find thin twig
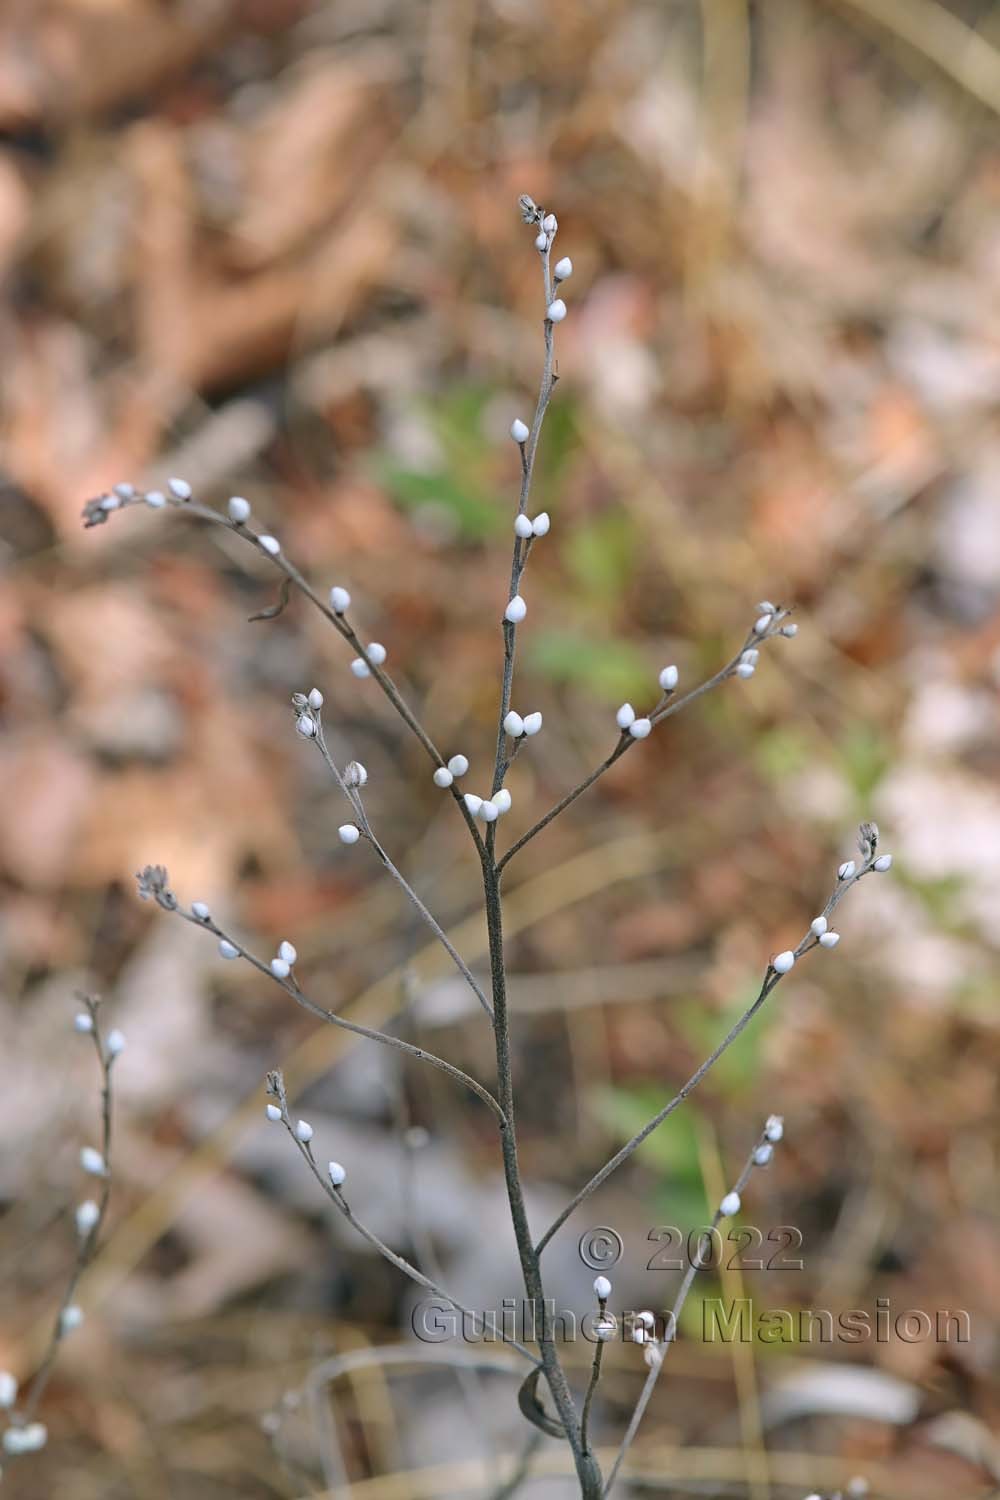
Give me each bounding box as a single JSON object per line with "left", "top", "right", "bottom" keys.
{"left": 580, "top": 1339, "right": 605, "bottom": 1458}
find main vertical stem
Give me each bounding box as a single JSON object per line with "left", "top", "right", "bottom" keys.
{"left": 482, "top": 857, "right": 603, "bottom": 1498}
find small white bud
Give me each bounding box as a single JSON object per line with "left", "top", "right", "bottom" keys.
{"left": 719, "top": 1191, "right": 741, "bottom": 1218}
{"left": 167, "top": 477, "right": 191, "bottom": 499}
{"left": 0, "top": 1372, "right": 17, "bottom": 1408}
{"left": 741, "top": 648, "right": 759, "bottom": 665}
{"left": 810, "top": 916, "right": 828, "bottom": 936}
{"left": 74, "top": 1012, "right": 94, "bottom": 1033}
{"left": 504, "top": 711, "right": 525, "bottom": 737}
{"left": 192, "top": 901, "right": 211, "bottom": 921}
{"left": 345, "top": 762, "right": 367, "bottom": 787}
{"left": 76, "top": 1200, "right": 100, "bottom": 1235}
{"left": 764, "top": 1114, "right": 784, "bottom": 1142}
{"left": 629, "top": 718, "right": 652, "bottom": 739}
{"left": 505, "top": 595, "right": 527, "bottom": 623}
{"left": 100, "top": 492, "right": 121, "bottom": 511}
{"left": 106, "top": 1029, "right": 126, "bottom": 1057}
{"left": 873, "top": 853, "right": 893, "bottom": 872}
{"left": 819, "top": 931, "right": 841, "bottom": 949}
{"left": 265, "top": 1103, "right": 282, "bottom": 1122}
{"left": 554, "top": 256, "right": 573, "bottom": 280}
{"left": 259, "top": 535, "right": 281, "bottom": 556}
{"left": 270, "top": 958, "right": 290, "bottom": 979}
{"left": 145, "top": 490, "right": 166, "bottom": 509}
{"left": 542, "top": 213, "right": 557, "bottom": 233}
{"left": 307, "top": 688, "right": 324, "bottom": 710}
{"left": 463, "top": 793, "right": 483, "bottom": 816}
{"left": 531, "top": 511, "right": 550, "bottom": 537}
{"left": 658, "top": 665, "right": 679, "bottom": 692}
{"left": 80, "top": 1146, "right": 105, "bottom": 1176}
{"left": 228, "top": 496, "right": 251, "bottom": 523}
{"left": 736, "top": 662, "right": 755, "bottom": 679}
{"left": 479, "top": 800, "right": 499, "bottom": 823}
{"left": 780, "top": 622, "right": 798, "bottom": 637}
{"left": 61, "top": 1305, "right": 84, "bottom": 1333}
{"left": 756, "top": 601, "right": 776, "bottom": 614}
{"left": 114, "top": 482, "right": 135, "bottom": 499}
{"left": 753, "top": 1143, "right": 773, "bottom": 1167}
{"left": 366, "top": 642, "right": 387, "bottom": 666}
{"left": 514, "top": 513, "right": 533, "bottom": 538}
{"left": 594, "top": 1313, "right": 617, "bottom": 1341}
{"left": 494, "top": 789, "right": 512, "bottom": 814}
{"left": 636, "top": 1310, "right": 655, "bottom": 1329}
{"left": 593, "top": 1275, "right": 612, "bottom": 1300}
{"left": 616, "top": 703, "right": 636, "bottom": 729}
{"left": 329, "top": 585, "right": 351, "bottom": 613}
{"left": 522, "top": 712, "right": 543, "bottom": 736}
{"left": 754, "top": 614, "right": 772, "bottom": 634}
{"left": 296, "top": 716, "right": 317, "bottom": 737}
{"left": 351, "top": 658, "right": 370, "bottom": 679}
{"left": 448, "top": 754, "right": 469, "bottom": 777}
{"left": 279, "top": 941, "right": 297, "bottom": 963}
{"left": 510, "top": 418, "right": 530, "bottom": 444}
{"left": 632, "top": 1325, "right": 648, "bottom": 1344}
{"left": 546, "top": 298, "right": 567, "bottom": 323}
{"left": 338, "top": 824, "right": 361, "bottom": 845}
{"left": 838, "top": 860, "right": 856, "bottom": 880}
{"left": 433, "top": 767, "right": 454, "bottom": 788}
{"left": 534, "top": 231, "right": 547, "bottom": 251}
{"left": 219, "top": 939, "right": 240, "bottom": 959}
{"left": 772, "top": 950, "right": 796, "bottom": 974}
{"left": 327, "top": 1161, "right": 346, "bottom": 1187}
{"left": 294, "top": 1119, "right": 313, "bottom": 1144}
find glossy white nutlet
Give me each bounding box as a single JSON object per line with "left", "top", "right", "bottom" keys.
{"left": 479, "top": 800, "right": 499, "bottom": 823}
{"left": 433, "top": 767, "right": 454, "bottom": 788}
{"left": 819, "top": 931, "right": 841, "bottom": 949}
{"left": 366, "top": 642, "right": 387, "bottom": 666}
{"left": 510, "top": 418, "right": 530, "bottom": 444}
{"left": 265, "top": 1104, "right": 282, "bottom": 1122}
{"left": 764, "top": 1114, "right": 784, "bottom": 1142}
{"left": 61, "top": 1305, "right": 84, "bottom": 1332}
{"left": 270, "top": 958, "right": 290, "bottom": 979}
{"left": 296, "top": 716, "right": 317, "bottom": 737}
{"left": 168, "top": 477, "right": 192, "bottom": 499}
{"left": 772, "top": 950, "right": 796, "bottom": 974}
{"left": 741, "top": 648, "right": 759, "bottom": 665}
{"left": 546, "top": 298, "right": 567, "bottom": 323}
{"left": 328, "top": 1161, "right": 346, "bottom": 1187}
{"left": 192, "top": 901, "right": 211, "bottom": 920}
{"left": 781, "top": 622, "right": 799, "bottom": 637}
{"left": 810, "top": 916, "right": 828, "bottom": 936}
{"left": 514, "top": 513, "right": 533, "bottom": 538}
{"left": 448, "top": 754, "right": 469, "bottom": 777}
{"left": 338, "top": 824, "right": 361, "bottom": 845}
{"left": 873, "top": 854, "right": 893, "bottom": 872}
{"left": 329, "top": 585, "right": 351, "bottom": 613}
{"left": 522, "top": 712, "right": 543, "bottom": 736}
{"left": 629, "top": 718, "right": 652, "bottom": 739}
{"left": 493, "top": 789, "right": 512, "bottom": 814}
{"left": 594, "top": 1314, "right": 617, "bottom": 1341}
{"left": 259, "top": 535, "right": 281, "bottom": 556}
{"left": 757, "top": 601, "right": 776, "bottom": 614}
{"left": 719, "top": 1191, "right": 742, "bottom": 1218}
{"left": 838, "top": 860, "right": 856, "bottom": 880}
{"left": 106, "top": 1029, "right": 126, "bottom": 1057}
{"left": 463, "top": 793, "right": 483, "bottom": 816}
{"left": 76, "top": 1200, "right": 100, "bottom": 1235}
{"left": 74, "top": 1012, "right": 94, "bottom": 1033}
{"left": 505, "top": 595, "right": 527, "bottom": 623}
{"left": 345, "top": 762, "right": 367, "bottom": 787}
{"left": 219, "top": 939, "right": 240, "bottom": 959}
{"left": 754, "top": 614, "right": 772, "bottom": 634}
{"left": 593, "top": 1275, "right": 612, "bottom": 1300}
{"left": 554, "top": 256, "right": 573, "bottom": 280}
{"left": 616, "top": 703, "right": 636, "bottom": 730}
{"left": 145, "top": 490, "right": 166, "bottom": 509}
{"left": 531, "top": 511, "right": 550, "bottom": 537}
{"left": 350, "top": 658, "right": 370, "bottom": 679}
{"left": 294, "top": 1120, "right": 314, "bottom": 1144}
{"left": 504, "top": 711, "right": 525, "bottom": 737}
{"left": 279, "top": 941, "right": 297, "bottom": 964}
{"left": 658, "top": 664, "right": 679, "bottom": 691}
{"left": 753, "top": 1143, "right": 773, "bottom": 1166}
{"left": 0, "top": 1372, "right": 17, "bottom": 1408}
{"left": 228, "top": 496, "right": 251, "bottom": 523}
{"left": 307, "top": 688, "right": 324, "bottom": 710}
{"left": 736, "top": 662, "right": 755, "bottom": 679}
{"left": 80, "top": 1146, "right": 105, "bottom": 1176}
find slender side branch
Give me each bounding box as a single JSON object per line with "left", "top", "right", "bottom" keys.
{"left": 266, "top": 1071, "right": 538, "bottom": 1366}
{"left": 535, "top": 848, "right": 882, "bottom": 1257}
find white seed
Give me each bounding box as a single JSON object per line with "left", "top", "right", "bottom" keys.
{"left": 266, "top": 1103, "right": 282, "bottom": 1122}
{"left": 629, "top": 718, "right": 652, "bottom": 739}
{"left": 294, "top": 1120, "right": 313, "bottom": 1144}
{"left": 719, "top": 1191, "right": 741, "bottom": 1218}
{"left": 80, "top": 1147, "right": 105, "bottom": 1176}
{"left": 433, "top": 767, "right": 454, "bottom": 788}
{"left": 510, "top": 418, "right": 530, "bottom": 444}
{"left": 636, "top": 1310, "right": 655, "bottom": 1329}
{"left": 167, "top": 477, "right": 192, "bottom": 499}
{"left": 329, "top": 585, "right": 351, "bottom": 613}
{"left": 0, "top": 1372, "right": 17, "bottom": 1408}
{"left": 514, "top": 513, "right": 533, "bottom": 538}
{"left": 448, "top": 754, "right": 469, "bottom": 777}
{"left": 534, "top": 231, "right": 547, "bottom": 251}
{"left": 632, "top": 1326, "right": 647, "bottom": 1344}
{"left": 366, "top": 642, "right": 387, "bottom": 665}
{"left": 219, "top": 939, "right": 240, "bottom": 959}
{"left": 494, "top": 789, "right": 512, "bottom": 814}
{"left": 192, "top": 901, "right": 211, "bottom": 921}
{"left": 145, "top": 490, "right": 166, "bottom": 508}
{"left": 106, "top": 1029, "right": 126, "bottom": 1056}
{"left": 531, "top": 511, "right": 550, "bottom": 537}
{"left": 296, "top": 716, "right": 317, "bottom": 737}
{"left": 753, "top": 1143, "right": 773, "bottom": 1166}
{"left": 307, "top": 688, "right": 324, "bottom": 710}
{"left": 764, "top": 1114, "right": 784, "bottom": 1142}
{"left": 594, "top": 1314, "right": 617, "bottom": 1341}
{"left": 781, "top": 622, "right": 798, "bottom": 637}
{"left": 542, "top": 213, "right": 557, "bottom": 233}
{"left": 616, "top": 702, "right": 636, "bottom": 729}
{"left": 76, "top": 1200, "right": 100, "bottom": 1235}
{"left": 810, "top": 916, "right": 828, "bottom": 936}
{"left": 505, "top": 595, "right": 527, "bottom": 623}
{"left": 338, "top": 824, "right": 361, "bottom": 845}
{"left": 345, "top": 761, "right": 367, "bottom": 787}
{"left": 658, "top": 664, "right": 679, "bottom": 691}
{"left": 754, "top": 614, "right": 772, "bottom": 634}
{"left": 554, "top": 256, "right": 573, "bottom": 280}
{"left": 546, "top": 298, "right": 567, "bottom": 323}
{"left": 593, "top": 1275, "right": 612, "bottom": 1300}
{"left": 838, "top": 860, "right": 856, "bottom": 880}
{"left": 522, "top": 712, "right": 543, "bottom": 736}
{"left": 873, "top": 854, "right": 893, "bottom": 872}
{"left": 479, "top": 800, "right": 499, "bottom": 822}
{"left": 228, "top": 495, "right": 251, "bottom": 523}
{"left": 736, "top": 662, "right": 755, "bottom": 679}
{"left": 463, "top": 793, "right": 483, "bottom": 816}
{"left": 270, "top": 958, "right": 290, "bottom": 979}
{"left": 328, "top": 1161, "right": 346, "bottom": 1187}
{"left": 819, "top": 931, "right": 841, "bottom": 949}
{"left": 74, "top": 1012, "right": 94, "bottom": 1033}
{"left": 504, "top": 711, "right": 525, "bottom": 737}
{"left": 61, "top": 1305, "right": 84, "bottom": 1332}
{"left": 772, "top": 950, "right": 796, "bottom": 974}
{"left": 100, "top": 493, "right": 120, "bottom": 511}
{"left": 351, "top": 658, "right": 370, "bottom": 678}
{"left": 114, "top": 482, "right": 135, "bottom": 500}
{"left": 741, "top": 648, "right": 759, "bottom": 665}
{"left": 259, "top": 535, "right": 281, "bottom": 556}
{"left": 757, "top": 601, "right": 776, "bottom": 614}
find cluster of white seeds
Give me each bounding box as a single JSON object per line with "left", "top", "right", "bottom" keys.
{"left": 463, "top": 790, "right": 513, "bottom": 823}
{"left": 351, "top": 642, "right": 386, "bottom": 679}
{"left": 513, "top": 510, "right": 550, "bottom": 538}
{"left": 615, "top": 703, "right": 652, "bottom": 739}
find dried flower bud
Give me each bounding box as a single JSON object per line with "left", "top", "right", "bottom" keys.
{"left": 505, "top": 595, "right": 527, "bottom": 623}
{"left": 546, "top": 299, "right": 567, "bottom": 323}
{"left": 433, "top": 767, "right": 454, "bottom": 788}
{"left": 228, "top": 496, "right": 251, "bottom": 523}
{"left": 277, "top": 943, "right": 294, "bottom": 965}
{"left": 511, "top": 418, "right": 530, "bottom": 444}
{"left": 504, "top": 711, "right": 525, "bottom": 737}
{"left": 329, "top": 585, "right": 351, "bottom": 613}
{"left": 522, "top": 712, "right": 543, "bottom": 736}
{"left": 327, "top": 1161, "right": 346, "bottom": 1187}
{"left": 259, "top": 535, "right": 281, "bottom": 556}
{"left": 554, "top": 256, "right": 573, "bottom": 280}
{"left": 616, "top": 703, "right": 636, "bottom": 729}
{"left": 296, "top": 716, "right": 317, "bottom": 737}
{"left": 448, "top": 754, "right": 469, "bottom": 777}
{"left": 629, "top": 718, "right": 652, "bottom": 739}
{"left": 338, "top": 824, "right": 361, "bottom": 845}
{"left": 345, "top": 761, "right": 368, "bottom": 787}
{"left": 719, "top": 1191, "right": 741, "bottom": 1217}
{"left": 294, "top": 1120, "right": 313, "bottom": 1144}
{"left": 519, "top": 194, "right": 540, "bottom": 224}
{"left": 772, "top": 950, "right": 796, "bottom": 974}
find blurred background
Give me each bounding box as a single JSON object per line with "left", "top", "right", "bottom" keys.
{"left": 2, "top": 1, "right": 999, "bottom": 1496}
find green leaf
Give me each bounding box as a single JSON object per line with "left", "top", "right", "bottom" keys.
{"left": 565, "top": 512, "right": 637, "bottom": 603}
{"left": 528, "top": 629, "right": 650, "bottom": 701}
